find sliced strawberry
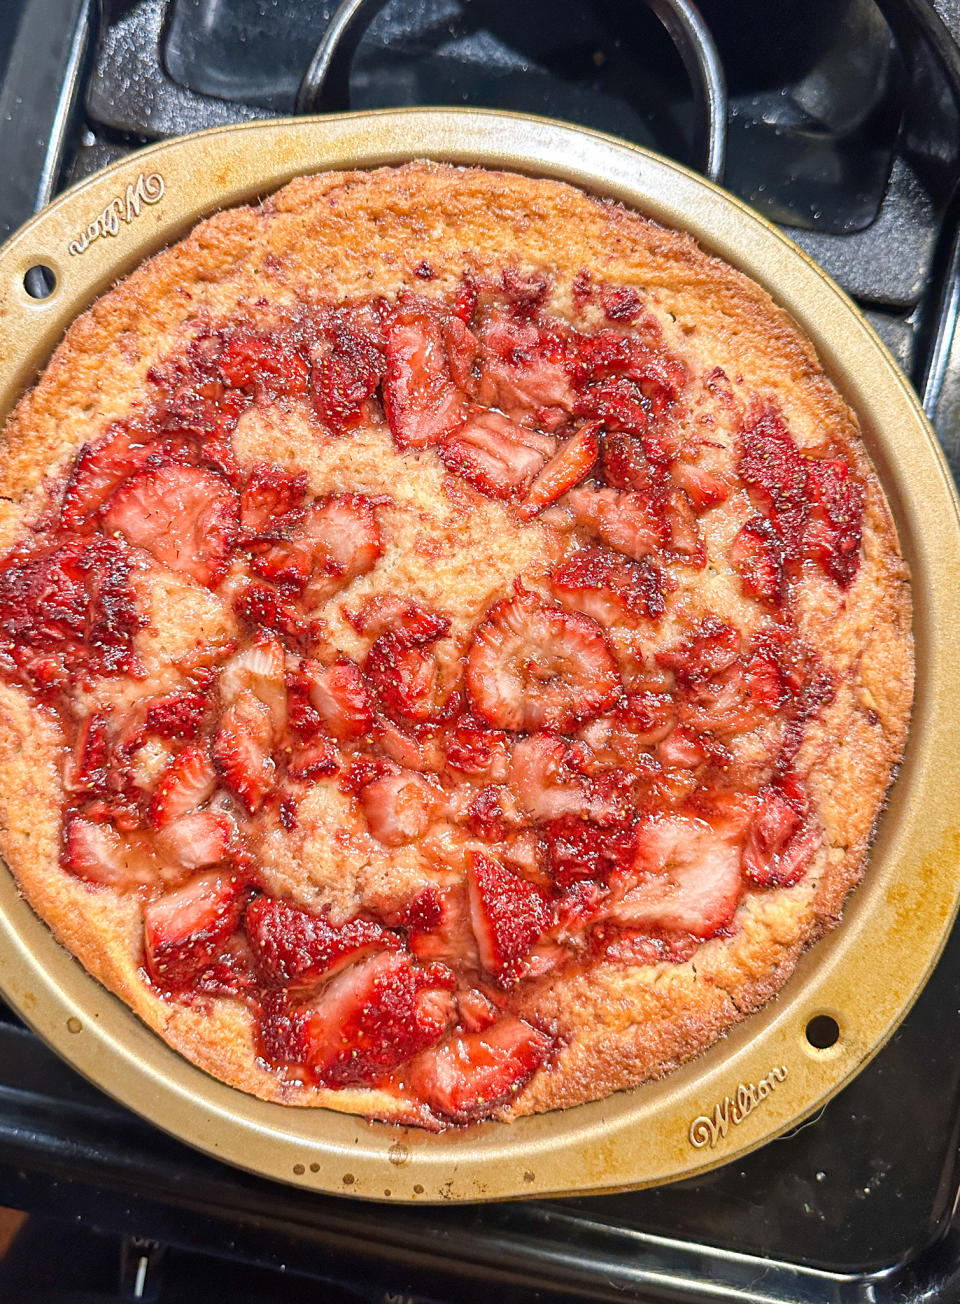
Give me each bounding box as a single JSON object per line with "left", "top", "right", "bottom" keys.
{"left": 148, "top": 744, "right": 217, "bottom": 829}
{"left": 143, "top": 871, "right": 252, "bottom": 990}
{"left": 344, "top": 593, "right": 446, "bottom": 641}
{"left": 453, "top": 276, "right": 480, "bottom": 324}
{"left": 218, "top": 332, "right": 309, "bottom": 396}
{"left": 657, "top": 724, "right": 708, "bottom": 769}
{"left": 602, "top": 285, "right": 643, "bottom": 322}
{"left": 672, "top": 461, "right": 731, "bottom": 511}
{"left": 400, "top": 1016, "right": 555, "bottom": 1123}
{"left": 517, "top": 422, "right": 599, "bottom": 519}
{"left": 501, "top": 267, "right": 551, "bottom": 317}
{"left": 570, "top": 328, "right": 685, "bottom": 408}
{"left": 466, "top": 851, "right": 550, "bottom": 988}
{"left": 156, "top": 810, "right": 234, "bottom": 871}
{"left": 545, "top": 815, "right": 637, "bottom": 890}
{"left": 63, "top": 712, "right": 112, "bottom": 794}
{"left": 566, "top": 486, "right": 666, "bottom": 560}
{"left": 551, "top": 545, "right": 665, "bottom": 623}
{"left": 311, "top": 303, "right": 385, "bottom": 434}
{"left": 406, "top": 886, "right": 481, "bottom": 971}
{"left": 743, "top": 783, "right": 821, "bottom": 887}
{"left": 466, "top": 588, "right": 621, "bottom": 732}
{"left": 248, "top": 538, "right": 315, "bottom": 590}
{"left": 444, "top": 315, "right": 479, "bottom": 389}
{"left": 63, "top": 816, "right": 158, "bottom": 889}
{"left": 365, "top": 604, "right": 457, "bottom": 726}
{"left": 579, "top": 692, "right": 676, "bottom": 766}
{"left": 508, "top": 732, "right": 587, "bottom": 821}
{"left": 476, "top": 314, "right": 575, "bottom": 427}
{"left": 580, "top": 381, "right": 650, "bottom": 440}
{"left": 233, "top": 581, "right": 313, "bottom": 646}
{"left": 439, "top": 407, "right": 554, "bottom": 501}
{"left": 239, "top": 463, "right": 307, "bottom": 537}
{"left": 301, "top": 659, "right": 372, "bottom": 740}
{"left": 0, "top": 537, "right": 144, "bottom": 697}
{"left": 145, "top": 688, "right": 210, "bottom": 740}
{"left": 293, "top": 951, "right": 456, "bottom": 1087}
{"left": 383, "top": 307, "right": 466, "bottom": 450}
{"left": 60, "top": 424, "right": 162, "bottom": 532}
{"left": 101, "top": 464, "right": 239, "bottom": 587}
{"left": 358, "top": 766, "right": 442, "bottom": 846}
{"left": 298, "top": 495, "right": 383, "bottom": 608}
{"left": 738, "top": 401, "right": 808, "bottom": 552}
{"left": 663, "top": 488, "right": 703, "bottom": 561}
{"left": 219, "top": 640, "right": 287, "bottom": 737}
{"left": 610, "top": 813, "right": 743, "bottom": 937}
{"left": 288, "top": 737, "right": 341, "bottom": 781}
{"left": 731, "top": 516, "right": 785, "bottom": 604}
{"left": 212, "top": 692, "right": 276, "bottom": 813}
{"left": 456, "top": 987, "right": 500, "bottom": 1032}
{"left": 804, "top": 458, "right": 864, "bottom": 588}
{"left": 656, "top": 617, "right": 741, "bottom": 685}
{"left": 444, "top": 715, "right": 511, "bottom": 780}
{"left": 245, "top": 896, "right": 398, "bottom": 987}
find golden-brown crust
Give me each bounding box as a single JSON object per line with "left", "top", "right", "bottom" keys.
{"left": 0, "top": 162, "right": 913, "bottom": 1122}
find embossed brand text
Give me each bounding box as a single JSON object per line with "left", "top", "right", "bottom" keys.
{"left": 68, "top": 172, "right": 165, "bottom": 256}
{"left": 688, "top": 1065, "right": 788, "bottom": 1148}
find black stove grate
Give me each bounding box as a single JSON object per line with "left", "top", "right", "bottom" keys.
{"left": 1, "top": 2, "right": 960, "bottom": 1300}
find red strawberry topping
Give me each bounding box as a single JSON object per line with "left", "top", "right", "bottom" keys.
{"left": 63, "top": 816, "right": 158, "bottom": 889}
{"left": 156, "top": 810, "right": 234, "bottom": 871}
{"left": 609, "top": 813, "right": 743, "bottom": 937}
{"left": 566, "top": 486, "right": 666, "bottom": 560}
{"left": 804, "top": 458, "right": 864, "bottom": 588}
{"left": 244, "top": 896, "right": 398, "bottom": 987}
{"left": 400, "top": 1016, "right": 555, "bottom": 1122}
{"left": 467, "top": 851, "right": 550, "bottom": 987}
{"left": 102, "top": 463, "right": 239, "bottom": 587}
{"left": 239, "top": 463, "right": 307, "bottom": 537}
{"left": 730, "top": 516, "right": 785, "bottom": 604}
{"left": 143, "top": 871, "right": 252, "bottom": 990}
{"left": 212, "top": 692, "right": 276, "bottom": 812}
{"left": 287, "top": 950, "right": 456, "bottom": 1087}
{"left": 311, "top": 304, "right": 385, "bottom": 434}
{"left": 148, "top": 744, "right": 217, "bottom": 829}
{"left": 383, "top": 305, "right": 466, "bottom": 450}
{"left": 300, "top": 659, "right": 372, "bottom": 740}
{"left": 60, "top": 424, "right": 164, "bottom": 532}
{"left": 467, "top": 589, "right": 621, "bottom": 732}
{"left": 477, "top": 314, "right": 575, "bottom": 426}
{"left": 440, "top": 407, "right": 554, "bottom": 500}
{"left": 517, "top": 422, "right": 600, "bottom": 519}
{"left": 743, "top": 783, "right": 822, "bottom": 887}
{"left": 218, "top": 332, "right": 309, "bottom": 397}
{"left": 145, "top": 688, "right": 210, "bottom": 740}
{"left": 0, "top": 270, "right": 860, "bottom": 1125}
{"left": 0, "top": 537, "right": 144, "bottom": 697}
{"left": 551, "top": 545, "right": 665, "bottom": 623}
{"left": 365, "top": 605, "right": 456, "bottom": 726}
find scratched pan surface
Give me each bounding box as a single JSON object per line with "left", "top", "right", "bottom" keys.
{"left": 0, "top": 109, "right": 957, "bottom": 1202}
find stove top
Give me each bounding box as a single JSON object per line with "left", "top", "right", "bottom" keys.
{"left": 1, "top": 2, "right": 960, "bottom": 1300}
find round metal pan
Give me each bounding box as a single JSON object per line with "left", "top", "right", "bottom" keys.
{"left": 0, "top": 109, "right": 957, "bottom": 1203}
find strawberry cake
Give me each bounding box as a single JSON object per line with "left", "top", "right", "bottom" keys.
{"left": 0, "top": 163, "right": 912, "bottom": 1128}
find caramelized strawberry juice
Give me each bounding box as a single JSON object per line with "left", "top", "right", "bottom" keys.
{"left": 0, "top": 269, "right": 862, "bottom": 1125}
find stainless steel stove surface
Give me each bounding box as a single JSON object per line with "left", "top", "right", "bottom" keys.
{"left": 1, "top": 2, "right": 960, "bottom": 1300}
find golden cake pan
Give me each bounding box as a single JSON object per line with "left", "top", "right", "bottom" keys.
{"left": 0, "top": 109, "right": 957, "bottom": 1203}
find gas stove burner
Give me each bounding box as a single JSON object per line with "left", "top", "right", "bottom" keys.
{"left": 294, "top": 0, "right": 728, "bottom": 182}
